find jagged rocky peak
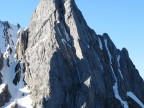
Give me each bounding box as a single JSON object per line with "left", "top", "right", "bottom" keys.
{"left": 0, "top": 0, "right": 144, "bottom": 108}
{"left": 20, "top": 0, "right": 144, "bottom": 108}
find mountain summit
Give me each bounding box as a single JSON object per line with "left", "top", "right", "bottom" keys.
{"left": 0, "top": 0, "right": 144, "bottom": 108}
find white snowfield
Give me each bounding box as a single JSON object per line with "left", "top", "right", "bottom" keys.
{"left": 0, "top": 21, "right": 32, "bottom": 108}
{"left": 127, "top": 92, "right": 144, "bottom": 108}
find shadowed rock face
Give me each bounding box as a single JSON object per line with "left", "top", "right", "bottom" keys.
{"left": 0, "top": 52, "right": 3, "bottom": 71}
{"left": 0, "top": 85, "right": 11, "bottom": 107}
{"left": 14, "top": 0, "right": 144, "bottom": 108}
{"left": 0, "top": 52, "right": 3, "bottom": 84}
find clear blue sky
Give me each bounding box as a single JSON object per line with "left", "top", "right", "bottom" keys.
{"left": 0, "top": 0, "right": 143, "bottom": 79}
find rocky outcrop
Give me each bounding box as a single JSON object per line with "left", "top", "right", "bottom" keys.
{"left": 0, "top": 52, "right": 3, "bottom": 71}
{"left": 10, "top": 104, "right": 18, "bottom": 108}
{"left": 13, "top": 61, "right": 21, "bottom": 85}
{"left": 16, "top": 28, "right": 29, "bottom": 61}
{"left": 0, "top": 52, "right": 3, "bottom": 84}
{"left": 0, "top": 85, "right": 11, "bottom": 107}
{"left": 18, "top": 0, "right": 144, "bottom": 108}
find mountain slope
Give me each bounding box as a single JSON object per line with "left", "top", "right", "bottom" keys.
{"left": 0, "top": 0, "right": 144, "bottom": 108}
{"left": 0, "top": 21, "right": 32, "bottom": 108}
{"left": 24, "top": 0, "right": 144, "bottom": 107}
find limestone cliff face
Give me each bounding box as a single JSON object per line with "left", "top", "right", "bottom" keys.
{"left": 0, "top": 0, "right": 144, "bottom": 108}
{"left": 22, "top": 0, "right": 144, "bottom": 108}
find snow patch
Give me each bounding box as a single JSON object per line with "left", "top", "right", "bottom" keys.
{"left": 17, "top": 29, "right": 21, "bottom": 34}
{"left": 61, "top": 38, "right": 67, "bottom": 44}
{"left": 84, "top": 76, "right": 91, "bottom": 87}
{"left": 24, "top": 27, "right": 28, "bottom": 31}
{"left": 3, "top": 44, "right": 10, "bottom": 59}
{"left": 104, "top": 39, "right": 112, "bottom": 64}
{"left": 15, "top": 72, "right": 32, "bottom": 108}
{"left": 127, "top": 92, "right": 144, "bottom": 108}
{"left": 98, "top": 37, "right": 103, "bottom": 50}
{"left": 113, "top": 81, "right": 128, "bottom": 108}
{"left": 81, "top": 102, "right": 86, "bottom": 108}
{"left": 117, "top": 55, "right": 123, "bottom": 79}
{"left": 1, "top": 60, "right": 32, "bottom": 108}
{"left": 0, "top": 83, "right": 6, "bottom": 93}
{"left": 87, "top": 45, "right": 90, "bottom": 48}
{"left": 14, "top": 54, "right": 17, "bottom": 60}
{"left": 57, "top": 20, "right": 60, "bottom": 24}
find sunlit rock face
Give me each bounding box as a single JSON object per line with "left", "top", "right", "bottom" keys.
{"left": 0, "top": 0, "right": 144, "bottom": 108}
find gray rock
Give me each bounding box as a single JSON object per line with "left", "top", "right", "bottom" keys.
{"left": 0, "top": 52, "right": 3, "bottom": 84}
{"left": 16, "top": 29, "right": 29, "bottom": 61}
{"left": 0, "top": 85, "right": 11, "bottom": 107}
{"left": 18, "top": 0, "right": 144, "bottom": 108}
{"left": 11, "top": 0, "right": 144, "bottom": 108}
{"left": 13, "top": 61, "right": 21, "bottom": 85}
{"left": 0, "top": 52, "right": 3, "bottom": 71}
